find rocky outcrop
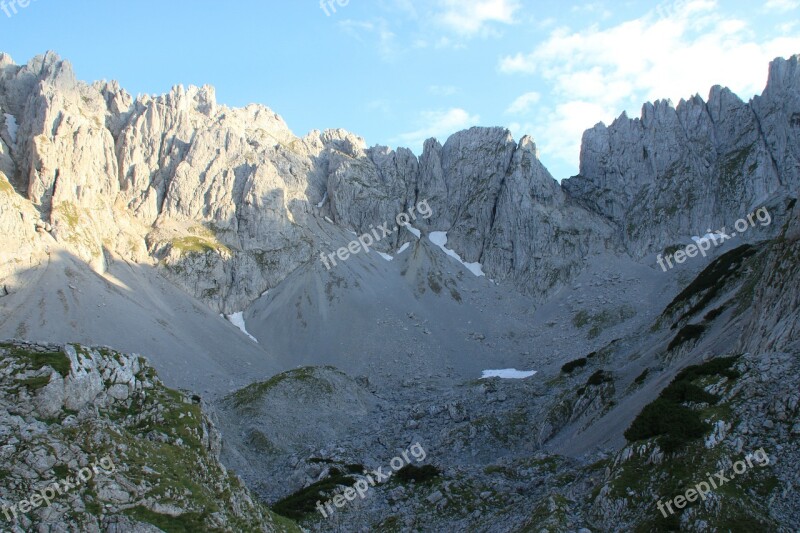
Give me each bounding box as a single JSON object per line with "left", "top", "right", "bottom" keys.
{"left": 0, "top": 341, "right": 298, "bottom": 532}
{"left": 564, "top": 56, "right": 800, "bottom": 257}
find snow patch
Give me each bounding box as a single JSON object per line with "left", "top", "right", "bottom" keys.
{"left": 429, "top": 231, "right": 485, "bottom": 277}
{"left": 397, "top": 242, "right": 411, "bottom": 254}
{"left": 226, "top": 312, "right": 258, "bottom": 343}
{"left": 316, "top": 192, "right": 327, "bottom": 208}
{"left": 481, "top": 369, "right": 537, "bottom": 379}
{"left": 376, "top": 251, "right": 393, "bottom": 261}
{"left": 324, "top": 216, "right": 334, "bottom": 224}
{"left": 404, "top": 225, "right": 421, "bottom": 239}
{"left": 4, "top": 113, "right": 18, "bottom": 144}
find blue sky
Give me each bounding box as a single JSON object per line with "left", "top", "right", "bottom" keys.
{"left": 1, "top": 0, "right": 798, "bottom": 179}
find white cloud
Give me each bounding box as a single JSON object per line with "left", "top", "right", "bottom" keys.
{"left": 764, "top": 0, "right": 800, "bottom": 12}
{"left": 339, "top": 18, "right": 398, "bottom": 60}
{"left": 505, "top": 91, "right": 541, "bottom": 114}
{"left": 394, "top": 108, "right": 480, "bottom": 152}
{"left": 499, "top": 0, "right": 800, "bottom": 175}
{"left": 345, "top": 0, "right": 520, "bottom": 60}
{"left": 435, "top": 0, "right": 521, "bottom": 36}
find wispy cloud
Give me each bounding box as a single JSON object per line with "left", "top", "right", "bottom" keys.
{"left": 339, "top": 18, "right": 398, "bottom": 60}
{"left": 764, "top": 0, "right": 800, "bottom": 12}
{"left": 505, "top": 91, "right": 541, "bottom": 114}
{"left": 347, "top": 0, "right": 521, "bottom": 58}
{"left": 499, "top": 0, "right": 800, "bottom": 171}
{"left": 434, "top": 0, "right": 521, "bottom": 36}
{"left": 394, "top": 108, "right": 480, "bottom": 152}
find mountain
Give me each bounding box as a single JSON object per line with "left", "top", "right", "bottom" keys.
{"left": 0, "top": 51, "right": 799, "bottom": 531}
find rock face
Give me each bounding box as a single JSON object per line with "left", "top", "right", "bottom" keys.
{"left": 564, "top": 56, "right": 800, "bottom": 257}
{"left": 3, "top": 51, "right": 796, "bottom": 312}
{"left": 0, "top": 341, "right": 298, "bottom": 532}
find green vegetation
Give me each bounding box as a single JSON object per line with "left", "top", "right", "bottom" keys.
{"left": 55, "top": 201, "right": 81, "bottom": 229}
{"left": 245, "top": 430, "right": 282, "bottom": 455}
{"left": 665, "top": 244, "right": 757, "bottom": 322}
{"left": 450, "top": 287, "right": 462, "bottom": 302}
{"left": 428, "top": 273, "right": 443, "bottom": 294}
{"left": 625, "top": 356, "right": 740, "bottom": 452}
{"left": 704, "top": 304, "right": 727, "bottom": 322}
{"left": 53, "top": 464, "right": 70, "bottom": 478}
{"left": 572, "top": 310, "right": 590, "bottom": 328}
{"left": 272, "top": 471, "right": 356, "bottom": 520}
{"left": 168, "top": 225, "right": 231, "bottom": 257}
{"left": 18, "top": 375, "right": 53, "bottom": 391}
{"left": 226, "top": 367, "right": 335, "bottom": 409}
{"left": 624, "top": 399, "right": 710, "bottom": 453}
{"left": 586, "top": 370, "right": 612, "bottom": 386}
{"left": 0, "top": 174, "right": 14, "bottom": 194}
{"left": 9, "top": 343, "right": 302, "bottom": 532}
{"left": 659, "top": 380, "right": 718, "bottom": 404}
{"left": 561, "top": 357, "right": 588, "bottom": 374}
{"left": 674, "top": 355, "right": 741, "bottom": 382}
{"left": 170, "top": 236, "right": 226, "bottom": 255}
{"left": 1, "top": 344, "right": 71, "bottom": 378}
{"left": 719, "top": 145, "right": 754, "bottom": 187}
{"left": 667, "top": 324, "right": 706, "bottom": 351}
{"left": 124, "top": 507, "right": 210, "bottom": 533}
{"left": 395, "top": 464, "right": 441, "bottom": 484}
{"left": 573, "top": 306, "right": 635, "bottom": 339}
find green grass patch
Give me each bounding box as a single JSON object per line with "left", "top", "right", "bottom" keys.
{"left": 561, "top": 358, "right": 588, "bottom": 374}
{"left": 665, "top": 244, "right": 757, "bottom": 321}
{"left": 227, "top": 367, "right": 335, "bottom": 409}
{"left": 704, "top": 304, "right": 727, "bottom": 322}
{"left": 573, "top": 310, "right": 590, "bottom": 328}
{"left": 18, "top": 374, "right": 52, "bottom": 391}
{"left": 675, "top": 356, "right": 740, "bottom": 382}
{"left": 573, "top": 307, "right": 635, "bottom": 339}
{"left": 124, "top": 506, "right": 211, "bottom": 533}
{"left": 170, "top": 236, "right": 226, "bottom": 255}
{"left": 2, "top": 344, "right": 71, "bottom": 377}
{"left": 0, "top": 174, "right": 14, "bottom": 195}
{"left": 659, "top": 380, "right": 718, "bottom": 404}
{"left": 428, "top": 273, "right": 443, "bottom": 294}
{"left": 272, "top": 472, "right": 356, "bottom": 521}
{"left": 625, "top": 356, "right": 740, "bottom": 452}
{"left": 624, "top": 399, "right": 710, "bottom": 453}
{"left": 586, "top": 370, "right": 612, "bottom": 386}
{"left": 395, "top": 464, "right": 441, "bottom": 484}
{"left": 667, "top": 324, "right": 706, "bottom": 351}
